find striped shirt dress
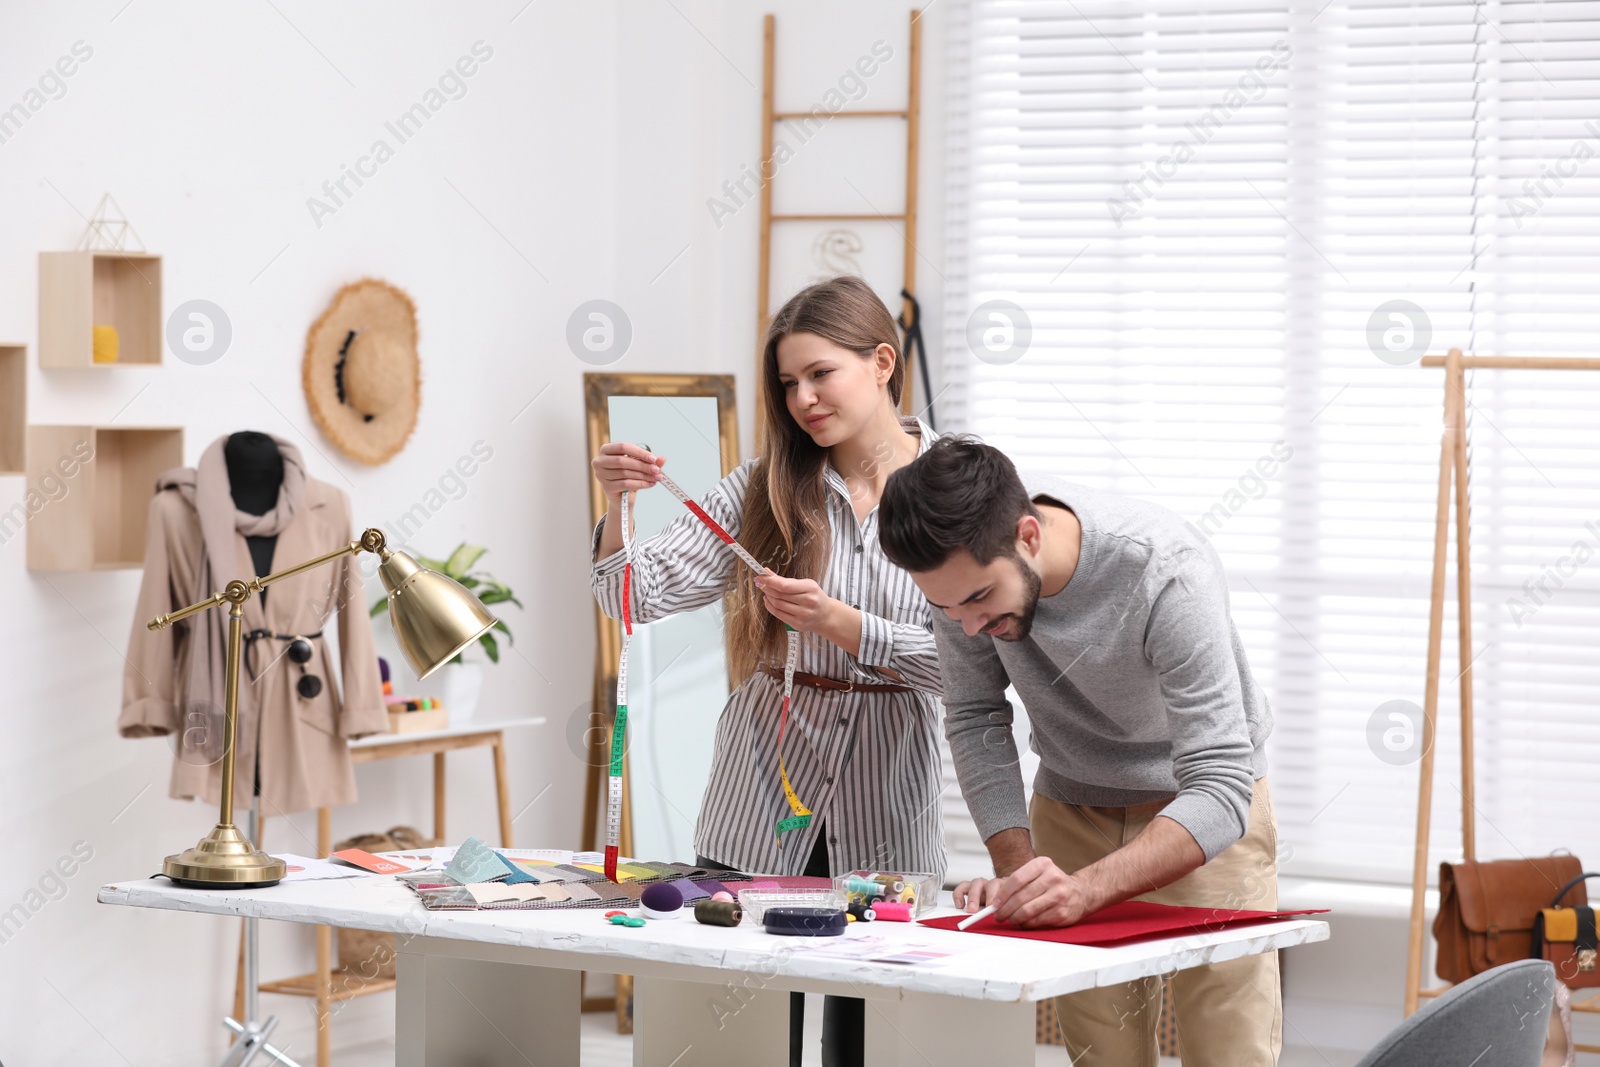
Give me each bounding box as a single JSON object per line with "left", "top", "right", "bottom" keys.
{"left": 589, "top": 417, "right": 947, "bottom": 882}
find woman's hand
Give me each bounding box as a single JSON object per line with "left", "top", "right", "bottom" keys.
{"left": 592, "top": 442, "right": 662, "bottom": 508}
{"left": 755, "top": 573, "right": 841, "bottom": 635}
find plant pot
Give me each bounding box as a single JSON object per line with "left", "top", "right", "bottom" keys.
{"left": 435, "top": 662, "right": 484, "bottom": 723}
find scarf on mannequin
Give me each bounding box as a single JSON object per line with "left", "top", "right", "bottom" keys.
{"left": 157, "top": 435, "right": 307, "bottom": 768}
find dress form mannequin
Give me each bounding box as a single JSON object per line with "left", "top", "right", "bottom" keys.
{"left": 225, "top": 431, "right": 284, "bottom": 584}
{"left": 224, "top": 430, "right": 286, "bottom": 797}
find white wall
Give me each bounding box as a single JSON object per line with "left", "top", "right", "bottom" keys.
{"left": 0, "top": 1, "right": 945, "bottom": 1062}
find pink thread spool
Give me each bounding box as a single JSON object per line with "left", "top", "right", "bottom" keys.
{"left": 873, "top": 901, "right": 913, "bottom": 922}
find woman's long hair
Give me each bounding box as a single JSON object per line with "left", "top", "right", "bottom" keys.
{"left": 724, "top": 275, "right": 905, "bottom": 679}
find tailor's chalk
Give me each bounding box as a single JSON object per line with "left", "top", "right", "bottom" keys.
{"left": 956, "top": 904, "right": 995, "bottom": 931}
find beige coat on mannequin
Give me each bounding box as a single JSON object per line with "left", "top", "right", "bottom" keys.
{"left": 120, "top": 478, "right": 389, "bottom": 815}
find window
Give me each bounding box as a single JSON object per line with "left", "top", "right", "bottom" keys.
{"left": 940, "top": 0, "right": 1600, "bottom": 882}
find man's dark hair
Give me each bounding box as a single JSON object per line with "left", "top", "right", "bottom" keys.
{"left": 879, "top": 435, "right": 1039, "bottom": 572}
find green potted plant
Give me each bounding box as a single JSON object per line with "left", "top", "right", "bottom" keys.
{"left": 371, "top": 543, "right": 519, "bottom": 722}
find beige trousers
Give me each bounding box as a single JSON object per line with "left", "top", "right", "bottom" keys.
{"left": 1035, "top": 778, "right": 1282, "bottom": 1067}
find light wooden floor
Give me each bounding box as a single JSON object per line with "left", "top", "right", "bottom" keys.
{"left": 327, "top": 997, "right": 1363, "bottom": 1066}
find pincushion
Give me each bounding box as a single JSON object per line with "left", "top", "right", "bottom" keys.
{"left": 640, "top": 882, "right": 684, "bottom": 920}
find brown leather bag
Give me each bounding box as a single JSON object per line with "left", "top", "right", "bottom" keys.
{"left": 1434, "top": 855, "right": 1586, "bottom": 984}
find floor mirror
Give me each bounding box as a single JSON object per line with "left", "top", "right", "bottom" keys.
{"left": 581, "top": 372, "right": 739, "bottom": 1026}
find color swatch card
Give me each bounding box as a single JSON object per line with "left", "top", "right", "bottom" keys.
{"left": 329, "top": 849, "right": 415, "bottom": 875}
{"left": 499, "top": 848, "right": 574, "bottom": 864}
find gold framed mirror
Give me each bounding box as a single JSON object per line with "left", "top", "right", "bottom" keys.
{"left": 582, "top": 372, "right": 739, "bottom": 1028}
{"left": 581, "top": 373, "right": 740, "bottom": 857}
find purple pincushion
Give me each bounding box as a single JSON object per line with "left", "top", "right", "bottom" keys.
{"left": 640, "top": 882, "right": 684, "bottom": 919}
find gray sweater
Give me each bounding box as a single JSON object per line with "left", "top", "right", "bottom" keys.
{"left": 934, "top": 474, "right": 1271, "bottom": 862}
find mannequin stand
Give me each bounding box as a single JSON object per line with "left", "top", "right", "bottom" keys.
{"left": 219, "top": 798, "right": 302, "bottom": 1067}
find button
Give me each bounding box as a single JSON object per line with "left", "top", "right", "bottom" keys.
{"left": 829, "top": 835, "right": 838, "bottom": 844}
{"left": 837, "top": 718, "right": 848, "bottom": 727}
{"left": 854, "top": 545, "right": 864, "bottom": 553}
{"left": 825, "top": 776, "right": 834, "bottom": 785}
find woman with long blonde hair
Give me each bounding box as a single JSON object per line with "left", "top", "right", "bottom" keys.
{"left": 589, "top": 275, "right": 944, "bottom": 1067}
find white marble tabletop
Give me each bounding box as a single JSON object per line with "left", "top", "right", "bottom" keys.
{"left": 97, "top": 874, "right": 1328, "bottom": 1003}
{"left": 349, "top": 714, "right": 547, "bottom": 749}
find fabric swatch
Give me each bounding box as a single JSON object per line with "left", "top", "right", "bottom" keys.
{"left": 669, "top": 878, "right": 710, "bottom": 902}
{"left": 444, "top": 837, "right": 512, "bottom": 885}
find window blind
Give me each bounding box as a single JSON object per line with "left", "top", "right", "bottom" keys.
{"left": 939, "top": 0, "right": 1600, "bottom": 884}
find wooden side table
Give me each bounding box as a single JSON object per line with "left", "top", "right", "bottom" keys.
{"left": 247, "top": 716, "right": 545, "bottom": 1067}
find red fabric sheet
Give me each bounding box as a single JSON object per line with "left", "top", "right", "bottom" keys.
{"left": 919, "top": 901, "right": 1328, "bottom": 948}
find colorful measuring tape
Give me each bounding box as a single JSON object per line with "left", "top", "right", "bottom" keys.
{"left": 604, "top": 469, "right": 811, "bottom": 881}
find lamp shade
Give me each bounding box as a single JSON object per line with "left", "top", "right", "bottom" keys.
{"left": 378, "top": 549, "right": 498, "bottom": 680}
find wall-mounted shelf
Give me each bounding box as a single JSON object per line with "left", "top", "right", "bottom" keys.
{"left": 0, "top": 345, "right": 23, "bottom": 474}
{"left": 26, "top": 425, "right": 182, "bottom": 570}
{"left": 39, "top": 251, "right": 163, "bottom": 367}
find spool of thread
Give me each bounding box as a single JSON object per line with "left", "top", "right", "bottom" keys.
{"left": 873, "top": 901, "right": 912, "bottom": 922}
{"left": 711, "top": 891, "right": 735, "bottom": 902}
{"left": 845, "top": 876, "right": 883, "bottom": 899}
{"left": 847, "top": 901, "right": 877, "bottom": 922}
{"left": 694, "top": 899, "right": 743, "bottom": 927}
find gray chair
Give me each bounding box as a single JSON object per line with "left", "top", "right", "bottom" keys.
{"left": 1356, "top": 959, "right": 1555, "bottom": 1067}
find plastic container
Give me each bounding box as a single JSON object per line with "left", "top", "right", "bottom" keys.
{"left": 736, "top": 888, "right": 846, "bottom": 925}
{"left": 833, "top": 869, "right": 938, "bottom": 918}
{"left": 764, "top": 906, "right": 848, "bottom": 937}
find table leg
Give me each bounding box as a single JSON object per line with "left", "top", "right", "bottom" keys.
{"left": 631, "top": 975, "right": 787, "bottom": 1067}
{"left": 394, "top": 943, "right": 579, "bottom": 1067}
{"left": 432, "top": 751, "right": 445, "bottom": 846}
{"left": 492, "top": 734, "right": 512, "bottom": 848}
{"left": 315, "top": 806, "right": 332, "bottom": 1067}
{"left": 861, "top": 991, "right": 1035, "bottom": 1065}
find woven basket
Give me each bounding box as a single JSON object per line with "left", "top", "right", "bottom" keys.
{"left": 332, "top": 826, "right": 427, "bottom": 980}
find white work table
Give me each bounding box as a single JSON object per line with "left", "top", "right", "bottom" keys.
{"left": 99, "top": 874, "right": 1327, "bottom": 1066}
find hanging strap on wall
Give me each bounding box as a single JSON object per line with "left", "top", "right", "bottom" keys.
{"left": 899, "top": 288, "right": 935, "bottom": 430}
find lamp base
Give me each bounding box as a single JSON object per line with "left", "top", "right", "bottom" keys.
{"left": 163, "top": 823, "right": 286, "bottom": 888}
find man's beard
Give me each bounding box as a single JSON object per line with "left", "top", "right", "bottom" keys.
{"left": 991, "top": 555, "right": 1043, "bottom": 642}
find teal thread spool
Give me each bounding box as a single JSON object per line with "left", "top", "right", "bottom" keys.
{"left": 845, "top": 876, "right": 882, "bottom": 899}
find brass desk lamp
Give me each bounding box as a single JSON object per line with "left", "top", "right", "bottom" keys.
{"left": 149, "top": 527, "right": 497, "bottom": 888}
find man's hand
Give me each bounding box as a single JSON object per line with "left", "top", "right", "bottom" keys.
{"left": 991, "top": 856, "right": 1095, "bottom": 929}
{"left": 952, "top": 876, "right": 1005, "bottom": 912}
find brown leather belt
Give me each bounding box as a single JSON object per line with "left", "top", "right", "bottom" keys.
{"left": 762, "top": 666, "right": 913, "bottom": 694}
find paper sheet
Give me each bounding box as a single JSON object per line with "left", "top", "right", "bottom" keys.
{"left": 788, "top": 935, "right": 956, "bottom": 966}
{"left": 272, "top": 855, "right": 370, "bottom": 882}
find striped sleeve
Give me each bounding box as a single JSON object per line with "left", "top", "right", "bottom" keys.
{"left": 856, "top": 613, "right": 944, "bottom": 696}
{"left": 590, "top": 462, "right": 752, "bottom": 625}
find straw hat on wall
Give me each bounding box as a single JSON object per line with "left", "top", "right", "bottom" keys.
{"left": 303, "top": 279, "right": 420, "bottom": 465}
